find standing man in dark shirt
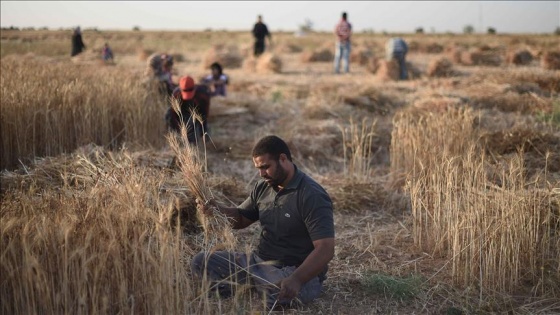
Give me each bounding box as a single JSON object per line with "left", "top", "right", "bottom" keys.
{"left": 191, "top": 135, "right": 335, "bottom": 310}
{"left": 252, "top": 15, "right": 272, "bottom": 57}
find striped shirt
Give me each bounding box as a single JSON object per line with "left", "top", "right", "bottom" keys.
{"left": 334, "top": 19, "right": 352, "bottom": 43}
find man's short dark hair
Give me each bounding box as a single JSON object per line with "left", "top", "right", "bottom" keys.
{"left": 342, "top": 12, "right": 347, "bottom": 19}
{"left": 252, "top": 135, "right": 292, "bottom": 162}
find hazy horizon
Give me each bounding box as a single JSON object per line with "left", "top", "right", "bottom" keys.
{"left": 1, "top": 1, "right": 559, "bottom": 34}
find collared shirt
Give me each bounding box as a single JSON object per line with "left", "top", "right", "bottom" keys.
{"left": 334, "top": 19, "right": 352, "bottom": 43}
{"left": 238, "top": 166, "right": 334, "bottom": 267}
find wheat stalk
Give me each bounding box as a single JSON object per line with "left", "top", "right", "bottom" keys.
{"left": 166, "top": 103, "right": 234, "bottom": 248}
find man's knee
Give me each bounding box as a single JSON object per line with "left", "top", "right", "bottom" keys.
{"left": 191, "top": 251, "right": 206, "bottom": 277}
{"left": 298, "top": 277, "right": 322, "bottom": 304}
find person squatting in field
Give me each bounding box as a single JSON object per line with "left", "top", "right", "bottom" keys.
{"left": 145, "top": 53, "right": 176, "bottom": 97}
{"left": 201, "top": 62, "right": 229, "bottom": 97}
{"left": 160, "top": 53, "right": 177, "bottom": 92}
{"left": 191, "top": 135, "right": 335, "bottom": 310}
{"left": 164, "top": 75, "right": 211, "bottom": 143}
{"left": 102, "top": 43, "right": 114, "bottom": 63}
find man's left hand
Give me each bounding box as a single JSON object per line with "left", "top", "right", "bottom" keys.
{"left": 277, "top": 274, "right": 303, "bottom": 300}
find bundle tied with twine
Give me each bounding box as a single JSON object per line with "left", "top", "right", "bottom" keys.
{"left": 166, "top": 99, "right": 235, "bottom": 249}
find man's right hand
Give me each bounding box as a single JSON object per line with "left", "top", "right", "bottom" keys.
{"left": 195, "top": 198, "right": 217, "bottom": 216}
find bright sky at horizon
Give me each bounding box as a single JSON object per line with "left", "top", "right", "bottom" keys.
{"left": 1, "top": 1, "right": 559, "bottom": 34}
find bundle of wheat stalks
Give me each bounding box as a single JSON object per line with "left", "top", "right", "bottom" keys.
{"left": 203, "top": 44, "right": 243, "bottom": 69}
{"left": 166, "top": 104, "right": 235, "bottom": 249}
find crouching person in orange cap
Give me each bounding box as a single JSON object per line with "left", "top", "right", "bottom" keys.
{"left": 164, "top": 75, "right": 211, "bottom": 143}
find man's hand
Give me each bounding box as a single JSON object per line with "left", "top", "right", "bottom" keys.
{"left": 195, "top": 198, "right": 216, "bottom": 216}
{"left": 277, "top": 274, "right": 303, "bottom": 301}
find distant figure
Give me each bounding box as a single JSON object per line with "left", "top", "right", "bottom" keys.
{"left": 102, "top": 43, "right": 114, "bottom": 62}
{"left": 252, "top": 15, "right": 272, "bottom": 57}
{"left": 202, "top": 62, "right": 229, "bottom": 97}
{"left": 160, "top": 54, "right": 177, "bottom": 92}
{"left": 71, "top": 26, "right": 86, "bottom": 57}
{"left": 333, "top": 12, "right": 352, "bottom": 74}
{"left": 146, "top": 53, "right": 162, "bottom": 74}
{"left": 386, "top": 37, "right": 409, "bottom": 80}
{"left": 165, "top": 76, "right": 212, "bottom": 143}
{"left": 145, "top": 53, "right": 174, "bottom": 97}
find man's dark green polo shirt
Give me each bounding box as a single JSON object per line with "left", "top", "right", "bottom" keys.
{"left": 238, "top": 166, "right": 334, "bottom": 267}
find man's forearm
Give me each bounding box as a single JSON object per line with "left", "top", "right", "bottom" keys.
{"left": 290, "top": 239, "right": 334, "bottom": 284}
{"left": 215, "top": 206, "right": 257, "bottom": 229}
{"left": 214, "top": 206, "right": 243, "bottom": 229}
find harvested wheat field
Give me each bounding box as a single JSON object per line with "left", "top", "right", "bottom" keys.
{"left": 1, "top": 30, "right": 559, "bottom": 315}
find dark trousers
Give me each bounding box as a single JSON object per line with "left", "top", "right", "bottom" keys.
{"left": 393, "top": 52, "right": 408, "bottom": 80}
{"left": 191, "top": 251, "right": 322, "bottom": 309}
{"left": 254, "top": 40, "right": 265, "bottom": 57}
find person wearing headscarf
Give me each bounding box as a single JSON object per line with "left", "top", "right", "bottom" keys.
{"left": 71, "top": 26, "right": 86, "bottom": 57}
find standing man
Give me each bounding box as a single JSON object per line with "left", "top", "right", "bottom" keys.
{"left": 191, "top": 135, "right": 335, "bottom": 310}
{"left": 386, "top": 37, "right": 409, "bottom": 80}
{"left": 333, "top": 12, "right": 352, "bottom": 74}
{"left": 252, "top": 15, "right": 272, "bottom": 57}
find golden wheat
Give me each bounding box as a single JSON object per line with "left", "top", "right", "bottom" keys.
{"left": 0, "top": 56, "right": 168, "bottom": 170}
{"left": 392, "top": 106, "right": 559, "bottom": 297}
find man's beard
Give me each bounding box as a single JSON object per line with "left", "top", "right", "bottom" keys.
{"left": 264, "top": 164, "right": 288, "bottom": 188}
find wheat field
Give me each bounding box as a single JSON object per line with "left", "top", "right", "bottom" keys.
{"left": 1, "top": 29, "right": 559, "bottom": 314}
